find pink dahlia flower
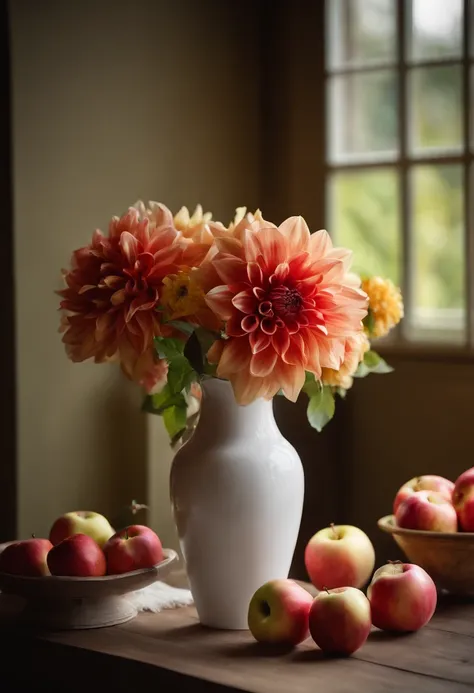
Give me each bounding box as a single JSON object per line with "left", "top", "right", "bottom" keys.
{"left": 206, "top": 216, "right": 368, "bottom": 405}
{"left": 59, "top": 205, "right": 185, "bottom": 392}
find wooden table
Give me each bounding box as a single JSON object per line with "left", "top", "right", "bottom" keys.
{"left": 1, "top": 592, "right": 474, "bottom": 692}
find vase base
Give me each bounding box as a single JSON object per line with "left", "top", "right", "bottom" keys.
{"left": 199, "top": 616, "right": 249, "bottom": 631}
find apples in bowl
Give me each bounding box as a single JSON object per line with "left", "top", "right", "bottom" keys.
{"left": 379, "top": 467, "right": 474, "bottom": 595}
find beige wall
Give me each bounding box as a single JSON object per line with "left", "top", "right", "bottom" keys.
{"left": 9, "top": 0, "right": 260, "bottom": 539}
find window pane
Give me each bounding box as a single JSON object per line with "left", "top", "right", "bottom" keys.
{"left": 411, "top": 165, "right": 465, "bottom": 342}
{"left": 472, "top": 66, "right": 474, "bottom": 148}
{"left": 328, "top": 71, "right": 398, "bottom": 163}
{"left": 409, "top": 66, "right": 462, "bottom": 153}
{"left": 327, "top": 0, "right": 396, "bottom": 68}
{"left": 471, "top": 0, "right": 474, "bottom": 57}
{"left": 329, "top": 169, "right": 400, "bottom": 284}
{"left": 410, "top": 0, "right": 463, "bottom": 61}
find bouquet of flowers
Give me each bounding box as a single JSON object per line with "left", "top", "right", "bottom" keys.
{"left": 58, "top": 202, "right": 403, "bottom": 443}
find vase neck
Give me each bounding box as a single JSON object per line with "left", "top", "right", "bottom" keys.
{"left": 197, "top": 378, "right": 278, "bottom": 440}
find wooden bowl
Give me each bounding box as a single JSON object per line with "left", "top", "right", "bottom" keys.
{"left": 0, "top": 547, "right": 178, "bottom": 629}
{"left": 378, "top": 515, "right": 474, "bottom": 595}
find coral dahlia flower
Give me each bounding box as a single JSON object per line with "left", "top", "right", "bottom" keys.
{"left": 59, "top": 206, "right": 185, "bottom": 392}
{"left": 322, "top": 332, "right": 370, "bottom": 391}
{"left": 206, "top": 216, "right": 368, "bottom": 405}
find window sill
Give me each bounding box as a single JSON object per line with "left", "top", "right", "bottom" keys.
{"left": 376, "top": 342, "right": 474, "bottom": 364}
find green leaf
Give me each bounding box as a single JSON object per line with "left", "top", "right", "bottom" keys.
{"left": 154, "top": 335, "right": 198, "bottom": 395}
{"left": 165, "top": 320, "right": 195, "bottom": 337}
{"left": 306, "top": 386, "right": 335, "bottom": 432}
{"left": 195, "top": 327, "right": 218, "bottom": 355}
{"left": 363, "top": 308, "right": 376, "bottom": 336}
{"left": 353, "top": 361, "right": 371, "bottom": 378}
{"left": 154, "top": 336, "right": 185, "bottom": 360}
{"left": 302, "top": 371, "right": 323, "bottom": 398}
{"left": 162, "top": 404, "right": 188, "bottom": 440}
{"left": 363, "top": 350, "right": 394, "bottom": 374}
{"left": 141, "top": 387, "right": 187, "bottom": 415}
{"left": 167, "top": 356, "right": 197, "bottom": 394}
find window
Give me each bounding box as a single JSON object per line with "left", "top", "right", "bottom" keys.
{"left": 326, "top": 0, "right": 472, "bottom": 346}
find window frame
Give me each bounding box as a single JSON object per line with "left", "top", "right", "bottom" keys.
{"left": 324, "top": 0, "right": 474, "bottom": 354}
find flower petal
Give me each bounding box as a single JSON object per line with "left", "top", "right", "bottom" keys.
{"left": 250, "top": 331, "right": 271, "bottom": 353}
{"left": 213, "top": 255, "right": 249, "bottom": 285}
{"left": 278, "top": 216, "right": 310, "bottom": 254}
{"left": 248, "top": 262, "right": 263, "bottom": 286}
{"left": 250, "top": 349, "right": 278, "bottom": 377}
{"left": 217, "top": 338, "right": 251, "bottom": 376}
{"left": 232, "top": 290, "right": 258, "bottom": 314}
{"left": 207, "top": 339, "right": 225, "bottom": 364}
{"left": 261, "top": 317, "right": 277, "bottom": 335}
{"left": 205, "top": 286, "right": 234, "bottom": 320}
{"left": 271, "top": 328, "right": 290, "bottom": 356}
{"left": 282, "top": 333, "right": 306, "bottom": 366}
{"left": 227, "top": 314, "right": 246, "bottom": 337}
{"left": 308, "top": 229, "right": 332, "bottom": 258}
{"left": 276, "top": 361, "right": 305, "bottom": 402}
{"left": 120, "top": 232, "right": 139, "bottom": 265}
{"left": 241, "top": 315, "right": 260, "bottom": 333}
{"left": 243, "top": 227, "right": 289, "bottom": 267}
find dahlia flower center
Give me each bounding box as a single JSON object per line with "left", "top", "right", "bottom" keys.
{"left": 160, "top": 270, "right": 205, "bottom": 320}
{"left": 268, "top": 286, "right": 303, "bottom": 316}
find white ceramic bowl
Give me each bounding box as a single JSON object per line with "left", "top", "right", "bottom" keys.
{"left": 0, "top": 546, "right": 178, "bottom": 629}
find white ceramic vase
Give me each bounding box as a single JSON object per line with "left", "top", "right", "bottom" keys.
{"left": 170, "top": 377, "right": 304, "bottom": 629}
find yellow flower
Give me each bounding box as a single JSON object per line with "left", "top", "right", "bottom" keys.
{"left": 161, "top": 270, "right": 205, "bottom": 320}
{"left": 322, "top": 332, "right": 370, "bottom": 390}
{"left": 361, "top": 276, "right": 404, "bottom": 339}
{"left": 174, "top": 205, "right": 213, "bottom": 243}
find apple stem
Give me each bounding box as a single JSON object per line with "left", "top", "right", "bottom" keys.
{"left": 31, "top": 533, "right": 36, "bottom": 539}
{"left": 330, "top": 523, "right": 339, "bottom": 539}
{"left": 323, "top": 586, "right": 331, "bottom": 595}
{"left": 125, "top": 528, "right": 129, "bottom": 540}
{"left": 388, "top": 559, "right": 402, "bottom": 565}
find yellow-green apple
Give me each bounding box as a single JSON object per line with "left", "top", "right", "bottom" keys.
{"left": 309, "top": 587, "right": 371, "bottom": 656}
{"left": 49, "top": 511, "right": 114, "bottom": 548}
{"left": 0, "top": 538, "right": 52, "bottom": 576}
{"left": 393, "top": 475, "right": 454, "bottom": 514}
{"left": 453, "top": 467, "right": 474, "bottom": 531}
{"left": 104, "top": 525, "right": 163, "bottom": 575}
{"left": 304, "top": 524, "right": 375, "bottom": 590}
{"left": 247, "top": 579, "right": 313, "bottom": 646}
{"left": 47, "top": 534, "right": 106, "bottom": 577}
{"left": 367, "top": 562, "right": 437, "bottom": 631}
{"left": 395, "top": 490, "right": 457, "bottom": 532}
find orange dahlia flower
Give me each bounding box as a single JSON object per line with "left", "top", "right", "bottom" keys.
{"left": 206, "top": 216, "right": 368, "bottom": 405}
{"left": 59, "top": 205, "right": 187, "bottom": 392}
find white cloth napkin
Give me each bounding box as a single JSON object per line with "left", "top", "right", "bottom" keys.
{"left": 127, "top": 580, "right": 193, "bottom": 612}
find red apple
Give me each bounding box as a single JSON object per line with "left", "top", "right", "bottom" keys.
{"left": 47, "top": 533, "right": 106, "bottom": 577}
{"left": 304, "top": 524, "right": 375, "bottom": 590}
{"left": 247, "top": 579, "right": 313, "bottom": 646}
{"left": 453, "top": 467, "right": 474, "bottom": 531}
{"left": 367, "top": 562, "right": 437, "bottom": 632}
{"left": 393, "top": 475, "right": 454, "bottom": 514}
{"left": 309, "top": 587, "right": 371, "bottom": 656}
{"left": 104, "top": 525, "right": 163, "bottom": 575}
{"left": 49, "top": 510, "right": 114, "bottom": 548}
{"left": 0, "top": 538, "right": 52, "bottom": 576}
{"left": 395, "top": 490, "right": 457, "bottom": 532}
